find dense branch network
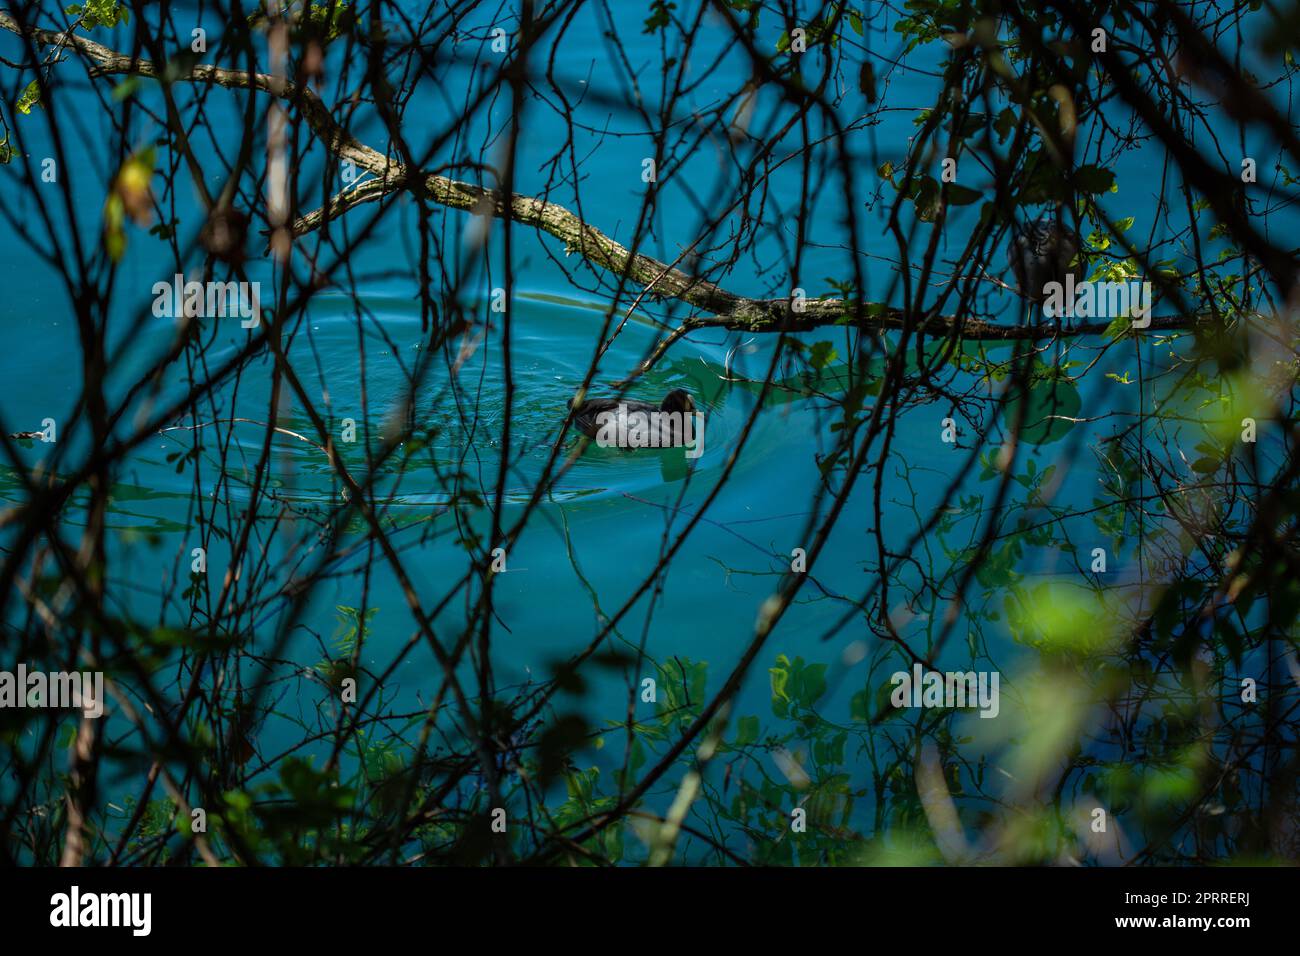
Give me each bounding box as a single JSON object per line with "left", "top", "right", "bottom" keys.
{"left": 1, "top": 0, "right": 1296, "bottom": 869}
{"left": 0, "top": 10, "right": 1197, "bottom": 356}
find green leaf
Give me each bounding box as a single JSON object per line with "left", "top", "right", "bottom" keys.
{"left": 1101, "top": 314, "right": 1129, "bottom": 341}
{"left": 642, "top": 0, "right": 675, "bottom": 32}
{"left": 809, "top": 341, "right": 838, "bottom": 370}
{"left": 1074, "top": 165, "right": 1116, "bottom": 194}
{"left": 769, "top": 657, "right": 790, "bottom": 704}
{"left": 65, "top": 0, "right": 129, "bottom": 30}
{"left": 735, "top": 715, "right": 759, "bottom": 747}
{"left": 796, "top": 663, "right": 828, "bottom": 708}
{"left": 15, "top": 80, "right": 40, "bottom": 115}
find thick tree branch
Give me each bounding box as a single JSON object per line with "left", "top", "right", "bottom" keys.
{"left": 1, "top": 10, "right": 1205, "bottom": 345}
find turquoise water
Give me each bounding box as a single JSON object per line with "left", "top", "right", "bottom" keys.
{"left": 1, "top": 2, "right": 1293, "bottom": 864}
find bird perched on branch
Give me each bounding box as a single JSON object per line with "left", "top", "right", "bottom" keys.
{"left": 1009, "top": 204, "right": 1082, "bottom": 327}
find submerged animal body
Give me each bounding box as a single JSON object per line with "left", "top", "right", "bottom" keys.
{"left": 1009, "top": 206, "right": 1082, "bottom": 321}
{"left": 568, "top": 388, "right": 699, "bottom": 448}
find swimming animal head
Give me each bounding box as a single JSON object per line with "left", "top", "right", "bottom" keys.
{"left": 660, "top": 389, "right": 696, "bottom": 415}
